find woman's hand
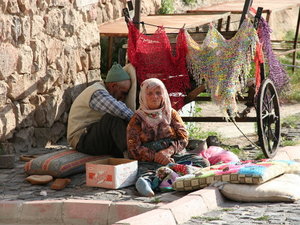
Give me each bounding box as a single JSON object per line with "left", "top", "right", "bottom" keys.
{"left": 154, "top": 147, "right": 175, "bottom": 165}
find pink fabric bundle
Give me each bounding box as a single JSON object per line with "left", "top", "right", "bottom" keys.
{"left": 200, "top": 146, "right": 240, "bottom": 165}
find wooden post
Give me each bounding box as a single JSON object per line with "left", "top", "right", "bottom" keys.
{"left": 239, "top": 0, "right": 253, "bottom": 28}
{"left": 225, "top": 15, "right": 231, "bottom": 31}
{"left": 133, "top": 0, "right": 141, "bottom": 30}
{"left": 107, "top": 36, "right": 114, "bottom": 70}
{"left": 292, "top": 7, "right": 300, "bottom": 73}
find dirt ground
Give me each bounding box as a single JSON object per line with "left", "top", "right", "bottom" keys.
{"left": 181, "top": 102, "right": 300, "bottom": 142}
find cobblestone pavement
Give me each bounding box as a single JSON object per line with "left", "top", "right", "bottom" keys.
{"left": 181, "top": 200, "right": 300, "bottom": 225}
{"left": 181, "top": 113, "right": 300, "bottom": 225}
{"left": 0, "top": 112, "right": 299, "bottom": 208}
{"left": 0, "top": 143, "right": 185, "bottom": 204}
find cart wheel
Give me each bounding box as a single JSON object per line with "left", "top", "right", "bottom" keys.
{"left": 257, "top": 79, "right": 281, "bottom": 158}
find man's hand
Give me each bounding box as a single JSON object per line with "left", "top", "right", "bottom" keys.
{"left": 154, "top": 148, "right": 175, "bottom": 165}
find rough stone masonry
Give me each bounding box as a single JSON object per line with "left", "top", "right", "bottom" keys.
{"left": 0, "top": 0, "right": 297, "bottom": 155}
{"left": 0, "top": 0, "right": 160, "bottom": 155}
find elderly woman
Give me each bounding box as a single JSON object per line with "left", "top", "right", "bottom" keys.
{"left": 127, "top": 78, "right": 209, "bottom": 196}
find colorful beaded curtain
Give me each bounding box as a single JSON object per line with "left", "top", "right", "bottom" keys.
{"left": 127, "top": 21, "right": 190, "bottom": 110}
{"left": 257, "top": 17, "right": 290, "bottom": 94}
{"left": 186, "top": 19, "right": 258, "bottom": 116}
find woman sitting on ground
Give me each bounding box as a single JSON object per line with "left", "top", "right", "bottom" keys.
{"left": 127, "top": 78, "right": 209, "bottom": 196}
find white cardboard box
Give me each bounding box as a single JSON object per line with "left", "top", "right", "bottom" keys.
{"left": 86, "top": 158, "right": 138, "bottom": 189}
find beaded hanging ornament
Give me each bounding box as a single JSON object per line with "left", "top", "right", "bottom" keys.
{"left": 257, "top": 17, "right": 290, "bottom": 93}
{"left": 127, "top": 22, "right": 190, "bottom": 110}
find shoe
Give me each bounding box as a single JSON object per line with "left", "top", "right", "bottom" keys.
{"left": 135, "top": 177, "right": 155, "bottom": 197}
{"left": 51, "top": 178, "right": 71, "bottom": 190}
{"left": 26, "top": 175, "right": 53, "bottom": 185}
{"left": 20, "top": 155, "right": 39, "bottom": 162}
{"left": 206, "top": 136, "right": 221, "bottom": 147}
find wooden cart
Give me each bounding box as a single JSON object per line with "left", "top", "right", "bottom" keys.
{"left": 101, "top": 0, "right": 297, "bottom": 158}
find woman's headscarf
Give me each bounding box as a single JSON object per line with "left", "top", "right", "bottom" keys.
{"left": 136, "top": 78, "right": 172, "bottom": 131}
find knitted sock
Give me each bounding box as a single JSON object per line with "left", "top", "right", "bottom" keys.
{"left": 135, "top": 177, "right": 155, "bottom": 197}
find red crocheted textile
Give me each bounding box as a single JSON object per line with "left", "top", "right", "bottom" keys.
{"left": 254, "top": 42, "right": 264, "bottom": 93}
{"left": 127, "top": 22, "right": 190, "bottom": 110}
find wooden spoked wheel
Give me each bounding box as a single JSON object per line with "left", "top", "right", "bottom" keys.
{"left": 257, "top": 79, "right": 281, "bottom": 158}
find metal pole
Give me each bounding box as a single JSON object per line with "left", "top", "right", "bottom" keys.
{"left": 133, "top": 0, "right": 141, "bottom": 30}
{"left": 292, "top": 7, "right": 300, "bottom": 73}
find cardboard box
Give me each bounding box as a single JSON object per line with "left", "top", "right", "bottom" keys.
{"left": 86, "top": 158, "right": 138, "bottom": 189}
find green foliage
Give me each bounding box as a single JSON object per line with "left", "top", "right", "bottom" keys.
{"left": 277, "top": 57, "right": 300, "bottom": 103}
{"left": 282, "top": 114, "right": 300, "bottom": 129}
{"left": 254, "top": 152, "right": 265, "bottom": 160}
{"left": 159, "top": 0, "right": 175, "bottom": 14}
{"left": 201, "top": 216, "right": 221, "bottom": 221}
{"left": 183, "top": 0, "right": 196, "bottom": 5}
{"left": 185, "top": 123, "right": 220, "bottom": 140}
{"left": 150, "top": 197, "right": 162, "bottom": 203}
{"left": 254, "top": 215, "right": 270, "bottom": 221}
{"left": 281, "top": 139, "right": 300, "bottom": 147}
{"left": 221, "top": 208, "right": 234, "bottom": 212}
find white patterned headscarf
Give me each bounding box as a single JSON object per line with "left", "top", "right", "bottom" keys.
{"left": 136, "top": 78, "right": 172, "bottom": 131}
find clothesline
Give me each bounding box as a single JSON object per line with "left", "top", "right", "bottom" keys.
{"left": 130, "top": 19, "right": 241, "bottom": 31}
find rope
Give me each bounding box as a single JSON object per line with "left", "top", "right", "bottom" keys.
{"left": 131, "top": 20, "right": 242, "bottom": 31}
{"left": 282, "top": 64, "right": 300, "bottom": 68}
{"left": 228, "top": 117, "right": 262, "bottom": 149}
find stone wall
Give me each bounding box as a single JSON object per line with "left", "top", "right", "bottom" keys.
{"left": 0, "top": 0, "right": 298, "bottom": 154}
{"left": 0, "top": 0, "right": 161, "bottom": 154}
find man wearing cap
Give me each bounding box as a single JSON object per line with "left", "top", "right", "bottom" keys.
{"left": 67, "top": 63, "right": 136, "bottom": 157}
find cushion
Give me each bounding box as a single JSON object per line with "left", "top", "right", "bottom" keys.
{"left": 173, "top": 159, "right": 298, "bottom": 191}
{"left": 220, "top": 174, "right": 300, "bottom": 202}
{"left": 24, "top": 149, "right": 109, "bottom": 178}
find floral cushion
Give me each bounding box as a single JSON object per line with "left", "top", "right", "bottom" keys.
{"left": 173, "top": 159, "right": 299, "bottom": 191}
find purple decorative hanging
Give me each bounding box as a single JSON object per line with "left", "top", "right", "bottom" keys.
{"left": 258, "top": 18, "right": 290, "bottom": 94}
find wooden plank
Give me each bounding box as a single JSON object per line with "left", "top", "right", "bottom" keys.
{"left": 187, "top": 0, "right": 300, "bottom": 14}
{"left": 182, "top": 116, "right": 257, "bottom": 122}
{"left": 99, "top": 12, "right": 230, "bottom": 37}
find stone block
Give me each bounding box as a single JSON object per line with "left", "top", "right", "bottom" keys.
{"left": 0, "top": 154, "right": 15, "bottom": 168}
{"left": 44, "top": 9, "right": 65, "bottom": 39}
{"left": 88, "top": 45, "right": 100, "bottom": 69}
{"left": 50, "top": 122, "right": 66, "bottom": 143}
{"left": 7, "top": 73, "right": 37, "bottom": 101}
{"left": 20, "top": 200, "right": 63, "bottom": 225}
{"left": 15, "top": 101, "right": 35, "bottom": 128}
{"left": 0, "top": 103, "right": 16, "bottom": 141}
{"left": 87, "top": 69, "right": 101, "bottom": 84}
{"left": 34, "top": 127, "right": 51, "bottom": 147}
{"left": 115, "top": 208, "right": 176, "bottom": 225}
{"left": 12, "top": 127, "right": 34, "bottom": 152}
{"left": 0, "top": 201, "right": 23, "bottom": 224}
{"left": 0, "top": 81, "right": 8, "bottom": 105}
{"left": 108, "top": 201, "right": 157, "bottom": 225}
{"left": 7, "top": 0, "right": 20, "bottom": 14}
{"left": 0, "top": 43, "right": 18, "bottom": 79}
{"left": 18, "top": 45, "right": 33, "bottom": 74}
{"left": 77, "top": 23, "right": 100, "bottom": 49}
{"left": 31, "top": 15, "right": 44, "bottom": 38}
{"left": 62, "top": 199, "right": 111, "bottom": 225}
{"left": 160, "top": 195, "right": 207, "bottom": 224}
{"left": 188, "top": 187, "right": 225, "bottom": 211}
